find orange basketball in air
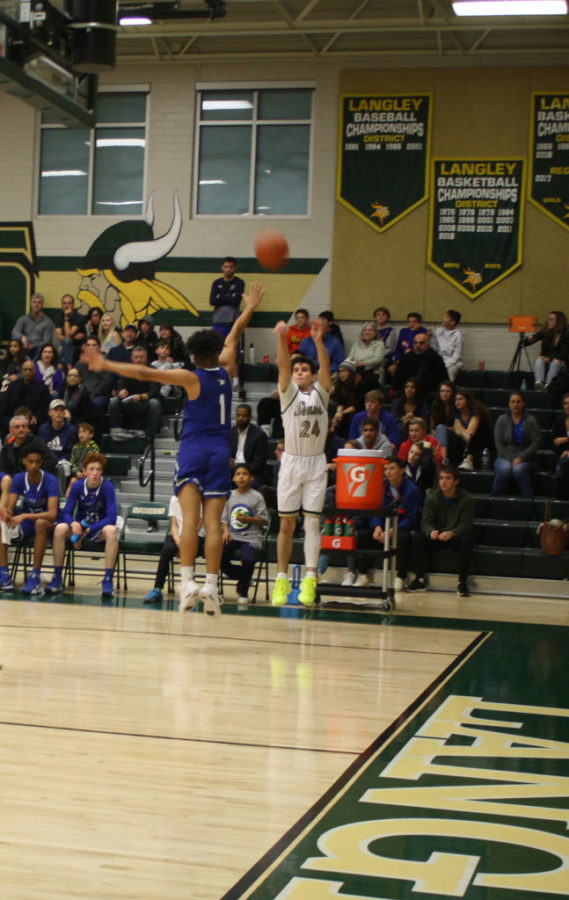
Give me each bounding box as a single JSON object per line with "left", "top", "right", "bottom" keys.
{"left": 254, "top": 229, "right": 289, "bottom": 272}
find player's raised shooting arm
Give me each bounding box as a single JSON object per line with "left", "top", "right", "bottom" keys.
{"left": 274, "top": 321, "right": 291, "bottom": 392}
{"left": 312, "top": 319, "right": 332, "bottom": 392}
{"left": 219, "top": 281, "right": 265, "bottom": 370}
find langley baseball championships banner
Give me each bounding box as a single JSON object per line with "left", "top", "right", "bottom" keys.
{"left": 428, "top": 158, "right": 526, "bottom": 300}
{"left": 529, "top": 92, "right": 569, "bottom": 232}
{"left": 337, "top": 93, "right": 432, "bottom": 233}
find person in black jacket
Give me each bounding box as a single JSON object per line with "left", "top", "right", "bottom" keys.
{"left": 0, "top": 413, "right": 57, "bottom": 476}
{"left": 394, "top": 333, "right": 448, "bottom": 398}
{"left": 108, "top": 346, "right": 162, "bottom": 440}
{"left": 230, "top": 404, "right": 268, "bottom": 488}
{"left": 0, "top": 359, "right": 51, "bottom": 434}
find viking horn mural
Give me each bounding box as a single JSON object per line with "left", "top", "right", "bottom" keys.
{"left": 114, "top": 194, "right": 181, "bottom": 273}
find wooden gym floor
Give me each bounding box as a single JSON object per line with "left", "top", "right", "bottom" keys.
{"left": 0, "top": 586, "right": 567, "bottom": 899}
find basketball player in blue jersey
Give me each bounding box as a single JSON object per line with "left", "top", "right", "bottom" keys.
{"left": 0, "top": 440, "right": 59, "bottom": 594}
{"left": 85, "top": 281, "right": 265, "bottom": 616}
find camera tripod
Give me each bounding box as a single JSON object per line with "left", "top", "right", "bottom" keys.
{"left": 503, "top": 333, "right": 533, "bottom": 389}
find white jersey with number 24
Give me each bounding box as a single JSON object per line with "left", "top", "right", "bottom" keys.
{"left": 279, "top": 380, "right": 330, "bottom": 457}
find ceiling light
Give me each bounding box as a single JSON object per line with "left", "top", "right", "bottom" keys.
{"left": 453, "top": 1, "right": 567, "bottom": 14}
{"left": 119, "top": 16, "right": 152, "bottom": 25}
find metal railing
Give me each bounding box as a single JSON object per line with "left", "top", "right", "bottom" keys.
{"left": 138, "top": 439, "right": 156, "bottom": 501}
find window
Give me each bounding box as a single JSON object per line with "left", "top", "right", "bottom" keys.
{"left": 195, "top": 86, "right": 313, "bottom": 216}
{"left": 38, "top": 90, "right": 148, "bottom": 215}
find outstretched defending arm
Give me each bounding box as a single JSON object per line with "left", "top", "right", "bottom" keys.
{"left": 274, "top": 320, "right": 291, "bottom": 393}
{"left": 85, "top": 347, "right": 197, "bottom": 394}
{"left": 312, "top": 318, "right": 332, "bottom": 392}
{"left": 219, "top": 281, "right": 265, "bottom": 371}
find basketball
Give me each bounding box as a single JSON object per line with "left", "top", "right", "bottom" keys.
{"left": 254, "top": 229, "right": 289, "bottom": 272}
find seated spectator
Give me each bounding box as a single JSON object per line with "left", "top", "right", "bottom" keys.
{"left": 0, "top": 359, "right": 51, "bottom": 432}
{"left": 286, "top": 308, "right": 311, "bottom": 356}
{"left": 151, "top": 339, "right": 183, "bottom": 398}
{"left": 11, "top": 293, "right": 55, "bottom": 360}
{"left": 453, "top": 388, "right": 493, "bottom": 471}
{"left": 159, "top": 322, "right": 186, "bottom": 364}
{"left": 388, "top": 312, "right": 427, "bottom": 379}
{"left": 349, "top": 388, "right": 401, "bottom": 449}
{"left": 230, "top": 403, "right": 268, "bottom": 488}
{"left": 398, "top": 417, "right": 443, "bottom": 467}
{"left": 347, "top": 322, "right": 385, "bottom": 389}
{"left": 99, "top": 312, "right": 121, "bottom": 356}
{"left": 347, "top": 417, "right": 393, "bottom": 457}
{"left": 1, "top": 339, "right": 28, "bottom": 391}
{"left": 370, "top": 456, "right": 423, "bottom": 593}
{"left": 143, "top": 493, "right": 185, "bottom": 604}
{"left": 320, "top": 310, "right": 344, "bottom": 351}
{"left": 77, "top": 337, "right": 115, "bottom": 422}
{"left": 394, "top": 332, "right": 448, "bottom": 397}
{"left": 107, "top": 323, "right": 138, "bottom": 364}
{"left": 0, "top": 439, "right": 59, "bottom": 594}
{"left": 46, "top": 452, "right": 118, "bottom": 599}
{"left": 420, "top": 464, "right": 475, "bottom": 597}
{"left": 37, "top": 343, "right": 66, "bottom": 398}
{"left": 60, "top": 367, "right": 92, "bottom": 425}
{"left": 53, "top": 294, "right": 86, "bottom": 366}
{"left": 404, "top": 440, "right": 437, "bottom": 496}
{"left": 84, "top": 306, "right": 102, "bottom": 341}
{"left": 331, "top": 360, "right": 363, "bottom": 438}
{"left": 0, "top": 413, "right": 57, "bottom": 475}
{"left": 137, "top": 314, "right": 158, "bottom": 362}
{"left": 491, "top": 391, "right": 540, "bottom": 499}
{"left": 38, "top": 399, "right": 78, "bottom": 494}
{"left": 524, "top": 310, "right": 569, "bottom": 390}
{"left": 431, "top": 380, "right": 458, "bottom": 464}
{"left": 373, "top": 306, "right": 397, "bottom": 374}
{"left": 68, "top": 421, "right": 100, "bottom": 494}
{"left": 221, "top": 464, "right": 269, "bottom": 605}
{"left": 430, "top": 309, "right": 463, "bottom": 382}
{"left": 108, "top": 345, "right": 162, "bottom": 440}
{"left": 299, "top": 314, "right": 344, "bottom": 374}
{"left": 392, "top": 378, "right": 429, "bottom": 433}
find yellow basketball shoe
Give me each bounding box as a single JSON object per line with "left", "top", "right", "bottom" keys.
{"left": 298, "top": 574, "right": 318, "bottom": 607}
{"left": 271, "top": 576, "right": 291, "bottom": 607}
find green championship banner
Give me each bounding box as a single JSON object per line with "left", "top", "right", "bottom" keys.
{"left": 428, "top": 158, "right": 525, "bottom": 300}
{"left": 337, "top": 93, "right": 432, "bottom": 232}
{"left": 529, "top": 92, "right": 569, "bottom": 232}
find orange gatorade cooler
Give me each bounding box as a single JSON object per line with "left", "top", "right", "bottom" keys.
{"left": 334, "top": 450, "right": 386, "bottom": 510}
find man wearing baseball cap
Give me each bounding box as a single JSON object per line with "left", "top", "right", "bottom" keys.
{"left": 107, "top": 323, "right": 138, "bottom": 365}
{"left": 38, "top": 400, "right": 77, "bottom": 494}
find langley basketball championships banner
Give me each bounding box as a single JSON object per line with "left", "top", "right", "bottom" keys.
{"left": 428, "top": 158, "right": 525, "bottom": 300}
{"left": 529, "top": 92, "right": 569, "bottom": 232}
{"left": 337, "top": 93, "right": 432, "bottom": 233}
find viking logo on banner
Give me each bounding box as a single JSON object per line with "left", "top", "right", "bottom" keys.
{"left": 428, "top": 158, "right": 525, "bottom": 300}
{"left": 337, "top": 94, "right": 432, "bottom": 233}
{"left": 529, "top": 93, "right": 569, "bottom": 232}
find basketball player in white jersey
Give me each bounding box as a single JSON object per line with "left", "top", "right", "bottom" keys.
{"left": 272, "top": 317, "right": 331, "bottom": 607}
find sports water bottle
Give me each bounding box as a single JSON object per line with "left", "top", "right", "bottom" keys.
{"left": 481, "top": 448, "right": 491, "bottom": 471}
{"left": 71, "top": 520, "right": 89, "bottom": 543}
{"left": 248, "top": 342, "right": 255, "bottom": 364}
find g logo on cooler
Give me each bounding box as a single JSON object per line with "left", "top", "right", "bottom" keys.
{"left": 343, "top": 463, "right": 374, "bottom": 498}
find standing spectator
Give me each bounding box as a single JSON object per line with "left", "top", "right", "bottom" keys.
{"left": 430, "top": 310, "right": 463, "bottom": 382}
{"left": 53, "top": 294, "right": 86, "bottom": 365}
{"left": 1, "top": 339, "right": 28, "bottom": 391}
{"left": 285, "top": 308, "right": 311, "bottom": 356}
{"left": 491, "top": 391, "right": 540, "bottom": 498}
{"left": 38, "top": 399, "right": 77, "bottom": 493}
{"left": 108, "top": 346, "right": 162, "bottom": 440}
{"left": 221, "top": 464, "right": 268, "bottom": 605}
{"left": 299, "top": 314, "right": 344, "bottom": 374}
{"left": 347, "top": 322, "right": 385, "bottom": 388}
{"left": 420, "top": 464, "right": 475, "bottom": 597}
{"left": 11, "top": 293, "right": 55, "bottom": 360}
{"left": 388, "top": 312, "right": 427, "bottom": 379}
{"left": 210, "top": 257, "right": 245, "bottom": 340}
{"left": 98, "top": 312, "right": 121, "bottom": 355}
{"left": 394, "top": 332, "right": 448, "bottom": 397}
{"left": 524, "top": 311, "right": 569, "bottom": 390}
{"left": 137, "top": 314, "right": 159, "bottom": 362}
{"left": 36, "top": 343, "right": 65, "bottom": 398}
{"left": 348, "top": 389, "right": 401, "bottom": 449}
{"left": 229, "top": 403, "right": 268, "bottom": 488}
{"left": 371, "top": 456, "right": 424, "bottom": 593}
{"left": 373, "top": 306, "right": 397, "bottom": 373}
{"left": 0, "top": 359, "right": 51, "bottom": 431}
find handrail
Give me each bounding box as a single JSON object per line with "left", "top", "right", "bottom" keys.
{"left": 173, "top": 408, "right": 182, "bottom": 442}
{"left": 138, "top": 439, "right": 156, "bottom": 501}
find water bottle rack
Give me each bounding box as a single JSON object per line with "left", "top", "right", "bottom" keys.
{"left": 317, "top": 505, "right": 399, "bottom": 612}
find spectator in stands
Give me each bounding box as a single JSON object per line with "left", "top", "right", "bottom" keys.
{"left": 11, "top": 293, "right": 55, "bottom": 360}
{"left": 1, "top": 339, "right": 28, "bottom": 391}
{"left": 348, "top": 388, "right": 401, "bottom": 449}
{"left": 524, "top": 311, "right": 569, "bottom": 390}
{"left": 299, "top": 313, "right": 344, "bottom": 374}
{"left": 491, "top": 391, "right": 540, "bottom": 499}
{"left": 320, "top": 310, "right": 344, "bottom": 351}
{"left": 137, "top": 314, "right": 159, "bottom": 362}
{"left": 373, "top": 306, "right": 397, "bottom": 373}
{"left": 53, "top": 294, "right": 86, "bottom": 365}
{"left": 38, "top": 399, "right": 77, "bottom": 494}
{"left": 347, "top": 321, "right": 385, "bottom": 389}
{"left": 77, "top": 337, "right": 114, "bottom": 421}
{"left": 230, "top": 403, "right": 268, "bottom": 488}
{"left": 392, "top": 378, "right": 429, "bottom": 434}
{"left": 108, "top": 345, "right": 162, "bottom": 440}
{"left": 404, "top": 440, "right": 436, "bottom": 496}
{"left": 331, "top": 360, "right": 363, "bottom": 438}
{"left": 370, "top": 456, "right": 423, "bottom": 593}
{"left": 398, "top": 417, "right": 443, "bottom": 467}
{"left": 0, "top": 439, "right": 59, "bottom": 594}
{"left": 453, "top": 388, "right": 493, "bottom": 471}
{"left": 107, "top": 323, "right": 139, "bottom": 364}
{"left": 430, "top": 309, "right": 463, "bottom": 382}
{"left": 37, "top": 343, "right": 66, "bottom": 398}
{"left": 84, "top": 306, "right": 102, "bottom": 341}
{"left": 221, "top": 463, "right": 268, "bottom": 605}
{"left": 46, "top": 452, "right": 118, "bottom": 599}
{"left": 552, "top": 392, "right": 569, "bottom": 498}
{"left": 159, "top": 322, "right": 186, "bottom": 364}
{"left": 388, "top": 312, "right": 427, "bottom": 379}
{"left": 286, "top": 308, "right": 311, "bottom": 356}
{"left": 420, "top": 464, "right": 475, "bottom": 598}
{"left": 0, "top": 359, "right": 51, "bottom": 432}
{"left": 68, "top": 421, "right": 100, "bottom": 494}
{"left": 431, "top": 380, "right": 458, "bottom": 464}
{"left": 394, "top": 331, "right": 448, "bottom": 397}
{"left": 99, "top": 312, "right": 121, "bottom": 356}
{"left": 60, "top": 367, "right": 92, "bottom": 425}
{"left": 151, "top": 339, "right": 183, "bottom": 399}
{"left": 0, "top": 414, "right": 56, "bottom": 475}
{"left": 347, "top": 417, "right": 393, "bottom": 457}
{"left": 210, "top": 256, "right": 245, "bottom": 340}
{"left": 143, "top": 493, "right": 184, "bottom": 604}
